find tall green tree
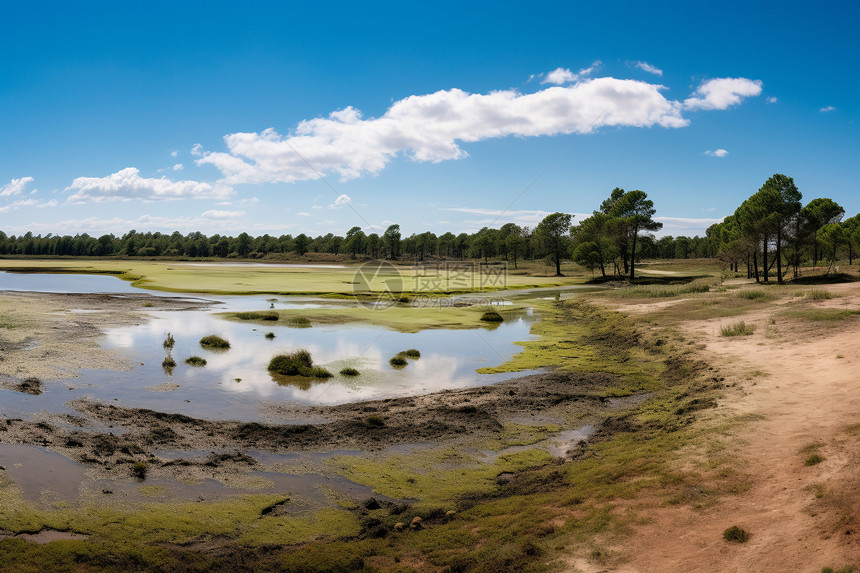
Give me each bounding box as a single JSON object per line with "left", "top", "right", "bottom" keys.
{"left": 383, "top": 224, "right": 401, "bottom": 260}
{"left": 535, "top": 212, "right": 572, "bottom": 276}
{"left": 608, "top": 190, "right": 662, "bottom": 280}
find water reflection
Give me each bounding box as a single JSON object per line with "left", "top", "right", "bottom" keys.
{"left": 92, "top": 302, "right": 537, "bottom": 420}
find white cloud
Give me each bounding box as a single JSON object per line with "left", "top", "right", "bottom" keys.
{"left": 173, "top": 163, "right": 184, "bottom": 171}
{"left": 767, "top": 96, "right": 778, "bottom": 104}
{"left": 65, "top": 167, "right": 231, "bottom": 203}
{"left": 296, "top": 212, "right": 311, "bottom": 217}
{"left": 820, "top": 105, "right": 836, "bottom": 112}
{"left": 201, "top": 209, "right": 245, "bottom": 218}
{"left": 683, "top": 78, "right": 762, "bottom": 110}
{"left": 0, "top": 198, "right": 58, "bottom": 213}
{"left": 196, "top": 77, "right": 696, "bottom": 186}
{"left": 329, "top": 193, "right": 351, "bottom": 208}
{"left": 634, "top": 61, "right": 663, "bottom": 76}
{"left": 704, "top": 148, "right": 729, "bottom": 157}
{"left": 541, "top": 61, "right": 600, "bottom": 85}
{"left": 654, "top": 216, "right": 725, "bottom": 236}
{"left": 1, "top": 176, "right": 35, "bottom": 197}
{"left": 170, "top": 150, "right": 179, "bottom": 158}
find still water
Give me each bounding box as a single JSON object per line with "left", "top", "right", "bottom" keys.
{"left": 1, "top": 272, "right": 539, "bottom": 422}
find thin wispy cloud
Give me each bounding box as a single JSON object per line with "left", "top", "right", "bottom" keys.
{"left": 704, "top": 148, "right": 729, "bottom": 157}
{"left": 0, "top": 198, "right": 57, "bottom": 213}
{"left": 193, "top": 75, "right": 761, "bottom": 188}
{"left": 655, "top": 216, "right": 725, "bottom": 236}
{"left": 201, "top": 209, "right": 245, "bottom": 218}
{"left": 634, "top": 61, "right": 663, "bottom": 76}
{"left": 820, "top": 105, "right": 836, "bottom": 112}
{"left": 767, "top": 96, "right": 778, "bottom": 104}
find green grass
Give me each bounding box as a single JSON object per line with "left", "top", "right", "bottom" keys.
{"left": 604, "top": 276, "right": 719, "bottom": 298}
{"left": 721, "top": 321, "right": 756, "bottom": 337}
{"left": 0, "top": 258, "right": 590, "bottom": 295}
{"left": 199, "top": 334, "right": 230, "bottom": 348}
{"left": 184, "top": 356, "right": 207, "bottom": 367}
{"left": 805, "top": 454, "right": 825, "bottom": 466}
{"left": 268, "top": 350, "right": 332, "bottom": 378}
{"left": 234, "top": 311, "right": 279, "bottom": 321}
{"left": 286, "top": 316, "right": 312, "bottom": 328}
{"left": 736, "top": 289, "right": 771, "bottom": 301}
{"left": 806, "top": 289, "right": 834, "bottom": 300}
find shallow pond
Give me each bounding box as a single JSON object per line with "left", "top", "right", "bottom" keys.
{"left": 0, "top": 270, "right": 155, "bottom": 294}
{"left": 1, "top": 273, "right": 539, "bottom": 422}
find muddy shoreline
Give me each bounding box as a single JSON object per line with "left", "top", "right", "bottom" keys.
{"left": 0, "top": 290, "right": 626, "bottom": 488}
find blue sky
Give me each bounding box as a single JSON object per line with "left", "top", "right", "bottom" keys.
{"left": 1, "top": 1, "right": 857, "bottom": 239}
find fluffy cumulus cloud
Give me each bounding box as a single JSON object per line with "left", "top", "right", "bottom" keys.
{"left": 192, "top": 74, "right": 761, "bottom": 187}
{"left": 541, "top": 62, "right": 600, "bottom": 85}
{"left": 820, "top": 105, "right": 836, "bottom": 112}
{"left": 0, "top": 176, "right": 35, "bottom": 197}
{"left": 683, "top": 78, "right": 762, "bottom": 110}
{"left": 65, "top": 167, "right": 231, "bottom": 203}
{"left": 634, "top": 61, "right": 663, "bottom": 76}
{"left": 195, "top": 77, "right": 722, "bottom": 185}
{"left": 705, "top": 148, "right": 729, "bottom": 157}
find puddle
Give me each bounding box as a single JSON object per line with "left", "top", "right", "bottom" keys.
{"left": 15, "top": 530, "right": 90, "bottom": 544}
{"left": 0, "top": 444, "right": 88, "bottom": 502}
{"left": 0, "top": 271, "right": 167, "bottom": 295}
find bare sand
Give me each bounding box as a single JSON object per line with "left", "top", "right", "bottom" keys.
{"left": 574, "top": 281, "right": 860, "bottom": 572}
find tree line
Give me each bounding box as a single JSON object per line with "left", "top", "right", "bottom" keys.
{"left": 0, "top": 176, "right": 855, "bottom": 279}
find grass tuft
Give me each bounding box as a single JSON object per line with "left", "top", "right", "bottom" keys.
{"left": 185, "top": 356, "right": 207, "bottom": 367}
{"left": 162, "top": 332, "right": 175, "bottom": 349}
{"left": 806, "top": 289, "right": 834, "bottom": 300}
{"left": 235, "top": 311, "right": 279, "bottom": 321}
{"left": 723, "top": 525, "right": 750, "bottom": 543}
{"left": 340, "top": 367, "right": 360, "bottom": 376}
{"left": 389, "top": 355, "right": 408, "bottom": 367}
{"left": 200, "top": 335, "right": 230, "bottom": 348}
{"left": 805, "top": 453, "right": 825, "bottom": 466}
{"left": 268, "top": 350, "right": 332, "bottom": 378}
{"left": 480, "top": 311, "right": 504, "bottom": 322}
{"left": 286, "top": 316, "right": 312, "bottom": 328}
{"left": 400, "top": 348, "right": 421, "bottom": 359}
{"left": 264, "top": 332, "right": 275, "bottom": 339}
{"left": 721, "top": 321, "right": 756, "bottom": 337}
{"left": 131, "top": 461, "right": 148, "bottom": 481}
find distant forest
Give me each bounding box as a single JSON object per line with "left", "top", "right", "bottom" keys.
{"left": 1, "top": 175, "right": 857, "bottom": 282}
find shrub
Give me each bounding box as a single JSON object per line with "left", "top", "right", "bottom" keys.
{"left": 721, "top": 321, "right": 756, "bottom": 337}
{"left": 131, "top": 461, "right": 148, "bottom": 481}
{"left": 480, "top": 311, "right": 504, "bottom": 322}
{"left": 723, "top": 526, "right": 749, "bottom": 543}
{"left": 162, "top": 332, "right": 175, "bottom": 349}
{"left": 340, "top": 367, "right": 360, "bottom": 376}
{"left": 162, "top": 356, "right": 176, "bottom": 368}
{"left": 185, "top": 356, "right": 207, "bottom": 367}
{"left": 364, "top": 415, "right": 385, "bottom": 428}
{"left": 389, "top": 356, "right": 408, "bottom": 367}
{"left": 400, "top": 349, "right": 421, "bottom": 359}
{"left": 268, "top": 350, "right": 332, "bottom": 378}
{"left": 805, "top": 453, "right": 824, "bottom": 466}
{"left": 264, "top": 332, "right": 276, "bottom": 339}
{"left": 200, "top": 335, "right": 230, "bottom": 348}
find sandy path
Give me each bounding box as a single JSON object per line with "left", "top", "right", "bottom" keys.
{"left": 590, "top": 283, "right": 860, "bottom": 572}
